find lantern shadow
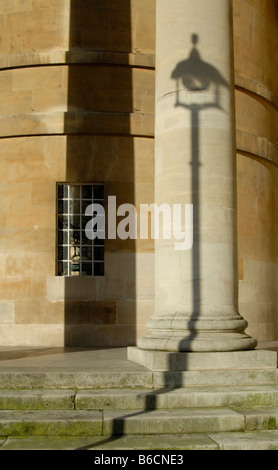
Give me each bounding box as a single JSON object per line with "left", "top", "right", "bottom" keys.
{"left": 172, "top": 33, "right": 229, "bottom": 109}
{"left": 170, "top": 34, "right": 230, "bottom": 351}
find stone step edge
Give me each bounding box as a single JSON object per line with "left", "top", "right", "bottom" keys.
{"left": 1, "top": 386, "right": 278, "bottom": 410}
{"left": 1, "top": 430, "right": 278, "bottom": 451}
{"left": 0, "top": 408, "right": 277, "bottom": 436}
{"left": 0, "top": 368, "right": 277, "bottom": 389}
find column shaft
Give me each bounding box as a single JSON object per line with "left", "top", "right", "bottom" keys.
{"left": 138, "top": 0, "right": 257, "bottom": 352}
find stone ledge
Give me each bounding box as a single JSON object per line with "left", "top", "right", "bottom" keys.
{"left": 127, "top": 347, "right": 278, "bottom": 372}
{"left": 0, "top": 111, "right": 154, "bottom": 138}
{"left": 0, "top": 51, "right": 155, "bottom": 71}
{"left": 235, "top": 74, "right": 277, "bottom": 108}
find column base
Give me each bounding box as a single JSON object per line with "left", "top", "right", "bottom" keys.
{"left": 137, "top": 313, "right": 257, "bottom": 353}
{"left": 137, "top": 332, "right": 257, "bottom": 353}
{"left": 127, "top": 347, "right": 277, "bottom": 372}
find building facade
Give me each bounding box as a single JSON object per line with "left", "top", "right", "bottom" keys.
{"left": 0, "top": 0, "right": 277, "bottom": 349}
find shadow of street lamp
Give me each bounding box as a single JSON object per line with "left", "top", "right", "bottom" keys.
{"left": 171, "top": 34, "right": 231, "bottom": 349}
{"left": 172, "top": 33, "right": 229, "bottom": 110}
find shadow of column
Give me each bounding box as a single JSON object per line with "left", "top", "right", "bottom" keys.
{"left": 62, "top": 0, "right": 137, "bottom": 348}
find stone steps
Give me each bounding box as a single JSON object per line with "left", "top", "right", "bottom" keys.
{"left": 0, "top": 357, "right": 277, "bottom": 450}
{"left": 0, "top": 385, "right": 277, "bottom": 442}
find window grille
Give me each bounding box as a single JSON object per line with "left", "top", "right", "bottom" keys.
{"left": 57, "top": 183, "right": 105, "bottom": 277}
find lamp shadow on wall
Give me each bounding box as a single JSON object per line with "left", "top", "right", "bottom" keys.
{"left": 63, "top": 0, "right": 137, "bottom": 349}
{"left": 75, "top": 34, "right": 231, "bottom": 449}
{"left": 171, "top": 33, "right": 229, "bottom": 351}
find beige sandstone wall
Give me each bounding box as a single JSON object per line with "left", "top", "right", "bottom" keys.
{"left": 233, "top": 0, "right": 278, "bottom": 344}
{"left": 0, "top": 0, "right": 155, "bottom": 346}
{"left": 0, "top": 0, "right": 277, "bottom": 347}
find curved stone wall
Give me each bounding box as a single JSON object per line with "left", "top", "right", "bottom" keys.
{"left": 0, "top": 0, "right": 155, "bottom": 139}
{"left": 233, "top": 0, "right": 278, "bottom": 343}
{"left": 0, "top": 0, "right": 156, "bottom": 346}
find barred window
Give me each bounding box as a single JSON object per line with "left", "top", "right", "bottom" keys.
{"left": 57, "top": 183, "right": 105, "bottom": 277}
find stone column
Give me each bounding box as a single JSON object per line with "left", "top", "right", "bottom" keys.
{"left": 130, "top": 0, "right": 258, "bottom": 364}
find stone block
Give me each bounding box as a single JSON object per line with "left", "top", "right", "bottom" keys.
{"left": 0, "top": 389, "right": 75, "bottom": 410}
{"left": 103, "top": 408, "right": 245, "bottom": 435}
{"left": 0, "top": 279, "right": 31, "bottom": 301}
{"left": 0, "top": 301, "right": 14, "bottom": 324}
{"left": 153, "top": 369, "right": 278, "bottom": 388}
{"left": 6, "top": 252, "right": 54, "bottom": 278}
{"left": 65, "top": 301, "right": 117, "bottom": 325}
{"left": 75, "top": 385, "right": 278, "bottom": 411}
{"left": 0, "top": 324, "right": 64, "bottom": 347}
{"left": 0, "top": 410, "right": 103, "bottom": 436}
{"left": 243, "top": 408, "right": 278, "bottom": 431}
{"left": 208, "top": 430, "right": 278, "bottom": 451}
{"left": 127, "top": 347, "right": 278, "bottom": 371}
